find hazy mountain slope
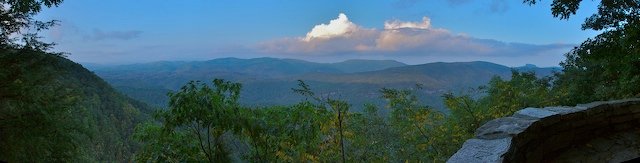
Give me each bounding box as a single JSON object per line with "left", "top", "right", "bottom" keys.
{"left": 0, "top": 50, "right": 154, "bottom": 162}
{"left": 328, "top": 59, "right": 407, "bottom": 73}
{"left": 514, "top": 64, "right": 562, "bottom": 77}
{"left": 94, "top": 57, "right": 407, "bottom": 78}
{"left": 92, "top": 59, "right": 557, "bottom": 111}
{"left": 93, "top": 58, "right": 413, "bottom": 107}
{"left": 299, "top": 61, "right": 512, "bottom": 89}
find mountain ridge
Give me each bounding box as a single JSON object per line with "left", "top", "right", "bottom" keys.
{"left": 92, "top": 58, "right": 560, "bottom": 110}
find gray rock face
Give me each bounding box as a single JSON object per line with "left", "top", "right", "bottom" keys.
{"left": 447, "top": 98, "right": 640, "bottom": 162}
{"left": 475, "top": 117, "right": 535, "bottom": 139}
{"left": 540, "top": 106, "right": 581, "bottom": 115}
{"left": 447, "top": 138, "right": 511, "bottom": 163}
{"left": 513, "top": 107, "right": 559, "bottom": 119}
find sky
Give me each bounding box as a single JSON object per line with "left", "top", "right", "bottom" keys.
{"left": 37, "top": 0, "right": 601, "bottom": 67}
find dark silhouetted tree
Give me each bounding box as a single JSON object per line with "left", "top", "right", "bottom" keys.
{"left": 0, "top": 0, "right": 63, "bottom": 51}
{"left": 525, "top": 0, "right": 640, "bottom": 104}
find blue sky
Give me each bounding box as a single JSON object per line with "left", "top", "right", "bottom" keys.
{"left": 37, "top": 0, "right": 601, "bottom": 67}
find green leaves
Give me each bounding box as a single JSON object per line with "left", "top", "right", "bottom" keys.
{"left": 241, "top": 103, "right": 328, "bottom": 162}
{"left": 555, "top": 21, "right": 640, "bottom": 105}
{"left": 133, "top": 122, "right": 203, "bottom": 162}
{"left": 522, "top": 0, "right": 582, "bottom": 20}
{"left": 0, "top": 0, "right": 64, "bottom": 51}
{"left": 0, "top": 49, "right": 153, "bottom": 162}
{"left": 0, "top": 49, "right": 83, "bottom": 162}
{"left": 133, "top": 71, "right": 590, "bottom": 162}
{"left": 583, "top": 0, "right": 640, "bottom": 30}
{"left": 380, "top": 86, "right": 448, "bottom": 161}
{"left": 143, "top": 79, "right": 245, "bottom": 162}
{"left": 524, "top": 0, "right": 640, "bottom": 105}
{"left": 165, "top": 79, "right": 241, "bottom": 131}
{"left": 524, "top": 0, "right": 640, "bottom": 31}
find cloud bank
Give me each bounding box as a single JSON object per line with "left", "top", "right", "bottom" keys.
{"left": 47, "top": 21, "right": 143, "bottom": 42}
{"left": 84, "top": 29, "right": 143, "bottom": 41}
{"left": 259, "top": 13, "right": 573, "bottom": 58}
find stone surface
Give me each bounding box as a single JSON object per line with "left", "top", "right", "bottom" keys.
{"left": 541, "top": 106, "right": 581, "bottom": 115}
{"left": 447, "top": 98, "right": 640, "bottom": 162}
{"left": 447, "top": 137, "right": 512, "bottom": 163}
{"left": 475, "top": 117, "right": 536, "bottom": 139}
{"left": 513, "top": 107, "right": 559, "bottom": 119}
{"left": 577, "top": 101, "right": 609, "bottom": 108}
{"left": 607, "top": 98, "right": 640, "bottom": 109}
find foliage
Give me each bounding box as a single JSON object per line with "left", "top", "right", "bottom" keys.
{"left": 526, "top": 0, "right": 640, "bottom": 105}
{"left": 0, "top": 0, "right": 64, "bottom": 51}
{"left": 346, "top": 105, "right": 396, "bottom": 162}
{"left": 555, "top": 22, "right": 640, "bottom": 104}
{"left": 0, "top": 49, "right": 153, "bottom": 162}
{"left": 437, "top": 70, "right": 559, "bottom": 160}
{"left": 291, "top": 80, "right": 350, "bottom": 162}
{"left": 241, "top": 103, "right": 329, "bottom": 162}
{"left": 380, "top": 86, "right": 447, "bottom": 161}
{"left": 135, "top": 79, "right": 245, "bottom": 162}
{"left": 445, "top": 70, "right": 557, "bottom": 125}
{"left": 0, "top": 48, "right": 85, "bottom": 161}
{"left": 133, "top": 121, "right": 204, "bottom": 162}
{"left": 0, "top": 0, "right": 158, "bottom": 162}
{"left": 524, "top": 0, "right": 639, "bottom": 30}
{"left": 485, "top": 71, "right": 559, "bottom": 116}
{"left": 133, "top": 79, "right": 440, "bottom": 162}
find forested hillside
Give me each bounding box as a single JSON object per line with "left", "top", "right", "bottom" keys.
{"left": 0, "top": 49, "right": 154, "bottom": 162}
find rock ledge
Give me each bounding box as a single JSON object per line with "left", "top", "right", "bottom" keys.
{"left": 447, "top": 98, "right": 640, "bottom": 162}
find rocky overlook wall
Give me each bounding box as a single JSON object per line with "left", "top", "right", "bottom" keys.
{"left": 447, "top": 98, "right": 640, "bottom": 163}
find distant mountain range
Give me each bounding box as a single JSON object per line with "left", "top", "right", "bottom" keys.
{"left": 87, "top": 57, "right": 561, "bottom": 111}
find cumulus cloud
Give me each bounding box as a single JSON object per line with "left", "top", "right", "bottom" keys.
{"left": 261, "top": 28, "right": 378, "bottom": 54}
{"left": 304, "top": 13, "right": 359, "bottom": 41}
{"left": 259, "top": 13, "right": 574, "bottom": 58}
{"left": 261, "top": 13, "right": 378, "bottom": 54}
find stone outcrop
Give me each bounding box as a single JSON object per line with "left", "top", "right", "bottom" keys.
{"left": 447, "top": 98, "right": 640, "bottom": 162}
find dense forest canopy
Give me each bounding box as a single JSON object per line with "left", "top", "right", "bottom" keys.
{"left": 0, "top": 0, "right": 638, "bottom": 162}
{"left": 1, "top": 0, "right": 155, "bottom": 162}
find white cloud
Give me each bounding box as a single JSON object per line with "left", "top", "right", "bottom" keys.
{"left": 384, "top": 16, "right": 431, "bottom": 30}
{"left": 377, "top": 17, "right": 459, "bottom": 51}
{"left": 304, "top": 13, "right": 359, "bottom": 41}
{"left": 259, "top": 13, "right": 573, "bottom": 58}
